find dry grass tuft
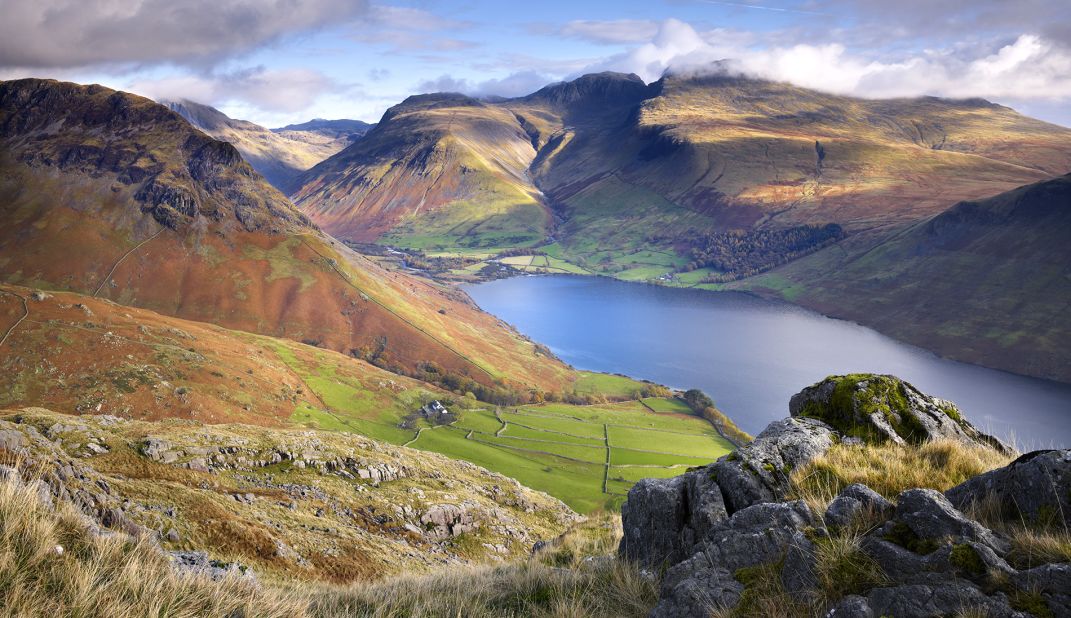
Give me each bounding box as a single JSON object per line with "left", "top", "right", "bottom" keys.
{"left": 0, "top": 476, "right": 304, "bottom": 618}
{"left": 0, "top": 475, "right": 656, "bottom": 618}
{"left": 790, "top": 438, "right": 1014, "bottom": 510}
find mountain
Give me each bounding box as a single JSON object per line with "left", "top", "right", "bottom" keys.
{"left": 0, "top": 78, "right": 572, "bottom": 394}
{"left": 290, "top": 92, "right": 549, "bottom": 248}
{"left": 272, "top": 118, "right": 372, "bottom": 138}
{"left": 163, "top": 99, "right": 361, "bottom": 191}
{"left": 291, "top": 71, "right": 1071, "bottom": 270}
{"left": 737, "top": 174, "right": 1071, "bottom": 383}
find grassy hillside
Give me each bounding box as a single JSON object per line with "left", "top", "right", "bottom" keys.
{"left": 0, "top": 406, "right": 578, "bottom": 583}
{"left": 0, "top": 284, "right": 738, "bottom": 513}
{"left": 0, "top": 78, "right": 575, "bottom": 394}
{"left": 164, "top": 99, "right": 361, "bottom": 191}
{"left": 737, "top": 174, "right": 1071, "bottom": 383}
{"left": 0, "top": 476, "right": 655, "bottom": 617}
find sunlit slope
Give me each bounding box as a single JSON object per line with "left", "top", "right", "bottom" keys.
{"left": 291, "top": 93, "right": 549, "bottom": 250}
{"left": 738, "top": 174, "right": 1071, "bottom": 382}
{"left": 164, "top": 99, "right": 360, "bottom": 191}
{"left": 0, "top": 284, "right": 734, "bottom": 512}
{"left": 290, "top": 71, "right": 1071, "bottom": 278}
{"left": 518, "top": 73, "right": 1071, "bottom": 269}
{"left": 0, "top": 78, "right": 572, "bottom": 392}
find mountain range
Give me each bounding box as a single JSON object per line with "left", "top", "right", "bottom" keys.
{"left": 0, "top": 79, "right": 572, "bottom": 396}
{"left": 164, "top": 99, "right": 370, "bottom": 191}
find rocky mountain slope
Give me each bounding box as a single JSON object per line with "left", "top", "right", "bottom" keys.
{"left": 738, "top": 174, "right": 1071, "bottom": 383}
{"left": 621, "top": 374, "right": 1070, "bottom": 617}
{"left": 291, "top": 92, "right": 549, "bottom": 248}
{"left": 0, "top": 78, "right": 574, "bottom": 394}
{"left": 291, "top": 71, "right": 1071, "bottom": 264}
{"left": 164, "top": 99, "right": 363, "bottom": 191}
{"left": 0, "top": 406, "right": 577, "bottom": 582}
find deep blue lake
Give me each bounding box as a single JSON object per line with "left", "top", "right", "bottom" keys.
{"left": 465, "top": 275, "right": 1071, "bottom": 448}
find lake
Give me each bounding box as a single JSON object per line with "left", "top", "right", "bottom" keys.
{"left": 465, "top": 275, "right": 1071, "bottom": 448}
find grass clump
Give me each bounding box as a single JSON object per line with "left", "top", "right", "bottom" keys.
{"left": 0, "top": 475, "right": 302, "bottom": 618}
{"left": 813, "top": 535, "right": 887, "bottom": 599}
{"left": 2, "top": 472, "right": 656, "bottom": 618}
{"left": 312, "top": 558, "right": 656, "bottom": 618}
{"left": 949, "top": 543, "right": 986, "bottom": 576}
{"left": 790, "top": 438, "right": 1013, "bottom": 510}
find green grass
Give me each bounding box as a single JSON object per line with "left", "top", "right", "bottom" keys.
{"left": 608, "top": 448, "right": 716, "bottom": 467}
{"left": 501, "top": 423, "right": 604, "bottom": 446}
{"left": 501, "top": 411, "right": 606, "bottom": 439}
{"left": 271, "top": 341, "right": 734, "bottom": 512}
{"left": 452, "top": 408, "right": 504, "bottom": 434}
{"left": 471, "top": 434, "right": 607, "bottom": 464}
{"left": 607, "top": 425, "right": 731, "bottom": 459}
{"left": 410, "top": 426, "right": 608, "bottom": 513}
{"left": 640, "top": 397, "right": 693, "bottom": 414}
{"left": 572, "top": 372, "right": 647, "bottom": 398}
{"left": 615, "top": 266, "right": 671, "bottom": 282}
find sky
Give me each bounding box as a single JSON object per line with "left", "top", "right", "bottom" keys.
{"left": 1, "top": 0, "right": 1069, "bottom": 128}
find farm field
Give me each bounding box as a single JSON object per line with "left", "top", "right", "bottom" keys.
{"left": 272, "top": 340, "right": 734, "bottom": 512}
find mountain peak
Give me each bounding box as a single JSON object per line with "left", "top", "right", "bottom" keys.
{"left": 522, "top": 71, "right": 652, "bottom": 108}
{"left": 0, "top": 78, "right": 309, "bottom": 233}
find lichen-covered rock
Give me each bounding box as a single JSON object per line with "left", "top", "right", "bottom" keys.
{"left": 945, "top": 449, "right": 1071, "bottom": 528}
{"left": 889, "top": 489, "right": 1007, "bottom": 555}
{"left": 789, "top": 374, "right": 1010, "bottom": 453}
{"left": 619, "top": 467, "right": 727, "bottom": 569}
{"left": 652, "top": 501, "right": 820, "bottom": 618}
{"left": 621, "top": 417, "right": 834, "bottom": 569}
{"left": 865, "top": 582, "right": 1019, "bottom": 617}
{"left": 170, "top": 550, "right": 255, "bottom": 581}
{"left": 711, "top": 417, "right": 837, "bottom": 513}
{"left": 824, "top": 483, "right": 894, "bottom": 530}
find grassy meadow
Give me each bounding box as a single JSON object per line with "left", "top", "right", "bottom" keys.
{"left": 274, "top": 341, "right": 733, "bottom": 512}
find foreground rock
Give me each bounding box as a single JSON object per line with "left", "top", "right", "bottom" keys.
{"left": 946, "top": 449, "right": 1071, "bottom": 527}
{"left": 621, "top": 417, "right": 836, "bottom": 568}
{"left": 789, "top": 374, "right": 1011, "bottom": 453}
{"left": 622, "top": 375, "right": 1070, "bottom": 617}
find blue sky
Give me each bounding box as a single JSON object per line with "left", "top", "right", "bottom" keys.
{"left": 2, "top": 0, "right": 1070, "bottom": 127}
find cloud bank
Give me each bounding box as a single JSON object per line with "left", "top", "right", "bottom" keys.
{"left": 585, "top": 19, "right": 1071, "bottom": 102}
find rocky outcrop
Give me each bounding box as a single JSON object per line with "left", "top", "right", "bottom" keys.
{"left": 621, "top": 376, "right": 1071, "bottom": 617}
{"left": 621, "top": 416, "right": 836, "bottom": 569}
{"left": 789, "top": 374, "right": 1011, "bottom": 453}
{"left": 946, "top": 449, "right": 1071, "bottom": 527}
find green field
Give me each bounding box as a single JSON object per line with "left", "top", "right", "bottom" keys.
{"left": 271, "top": 342, "right": 733, "bottom": 512}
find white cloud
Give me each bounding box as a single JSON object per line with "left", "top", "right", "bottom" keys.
{"left": 558, "top": 20, "right": 660, "bottom": 44}
{"left": 416, "top": 70, "right": 556, "bottom": 99}
{"left": 130, "top": 67, "right": 342, "bottom": 114}
{"left": 585, "top": 19, "right": 1071, "bottom": 102}
{"left": 0, "top": 0, "right": 370, "bottom": 69}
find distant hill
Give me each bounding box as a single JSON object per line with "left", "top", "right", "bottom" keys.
{"left": 163, "top": 99, "right": 362, "bottom": 191}
{"left": 290, "top": 70, "right": 1071, "bottom": 269}
{"left": 0, "top": 78, "right": 573, "bottom": 394}
{"left": 272, "top": 118, "right": 373, "bottom": 138}
{"left": 738, "top": 174, "right": 1071, "bottom": 382}
{"left": 290, "top": 92, "right": 549, "bottom": 247}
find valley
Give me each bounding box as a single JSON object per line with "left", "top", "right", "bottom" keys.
{"left": 2, "top": 4, "right": 1069, "bottom": 617}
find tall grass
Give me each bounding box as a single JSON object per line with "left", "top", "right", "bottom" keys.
{"left": 0, "top": 476, "right": 304, "bottom": 617}
{"left": 790, "top": 438, "right": 1014, "bottom": 511}
{"left": 0, "top": 475, "right": 656, "bottom": 618}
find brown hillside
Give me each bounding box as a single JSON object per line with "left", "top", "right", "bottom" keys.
{"left": 0, "top": 79, "right": 571, "bottom": 393}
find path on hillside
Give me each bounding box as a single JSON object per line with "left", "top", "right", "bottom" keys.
{"left": 0, "top": 290, "right": 29, "bottom": 349}
{"left": 93, "top": 228, "right": 167, "bottom": 297}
